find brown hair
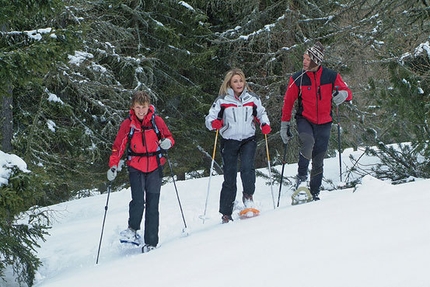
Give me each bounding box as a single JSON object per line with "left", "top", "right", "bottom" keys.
{"left": 218, "top": 68, "right": 250, "bottom": 96}
{"left": 131, "top": 90, "right": 151, "bottom": 107}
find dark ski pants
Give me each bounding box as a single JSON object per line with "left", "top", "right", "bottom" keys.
{"left": 296, "top": 117, "right": 332, "bottom": 195}
{"left": 219, "top": 136, "right": 256, "bottom": 216}
{"left": 128, "top": 166, "right": 162, "bottom": 247}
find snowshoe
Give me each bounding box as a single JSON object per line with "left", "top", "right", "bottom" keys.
{"left": 238, "top": 207, "right": 260, "bottom": 219}
{"left": 291, "top": 186, "right": 314, "bottom": 205}
{"left": 119, "top": 228, "right": 142, "bottom": 246}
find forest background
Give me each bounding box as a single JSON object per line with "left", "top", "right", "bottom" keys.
{"left": 0, "top": 1, "right": 429, "bottom": 285}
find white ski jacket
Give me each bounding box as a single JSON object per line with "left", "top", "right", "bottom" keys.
{"left": 205, "top": 88, "right": 270, "bottom": 141}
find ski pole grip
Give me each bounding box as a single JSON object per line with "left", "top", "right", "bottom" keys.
{"left": 333, "top": 86, "right": 339, "bottom": 97}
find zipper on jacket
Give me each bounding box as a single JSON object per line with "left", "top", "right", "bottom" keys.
{"left": 314, "top": 73, "right": 320, "bottom": 124}
{"left": 141, "top": 127, "right": 150, "bottom": 171}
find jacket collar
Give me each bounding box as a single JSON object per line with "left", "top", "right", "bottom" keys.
{"left": 227, "top": 87, "right": 248, "bottom": 100}
{"left": 129, "top": 105, "right": 155, "bottom": 129}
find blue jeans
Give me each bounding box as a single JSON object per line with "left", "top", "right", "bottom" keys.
{"left": 296, "top": 117, "right": 332, "bottom": 195}
{"left": 219, "top": 136, "right": 257, "bottom": 216}
{"left": 128, "top": 166, "right": 162, "bottom": 246}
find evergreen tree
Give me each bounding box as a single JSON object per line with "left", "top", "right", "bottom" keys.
{"left": 2, "top": 0, "right": 430, "bottom": 199}
{"left": 0, "top": 155, "right": 49, "bottom": 286}
{"left": 364, "top": 48, "right": 430, "bottom": 181}
{"left": 38, "top": 0, "right": 221, "bottom": 185}
{"left": 1, "top": 0, "right": 81, "bottom": 200}
{"left": 1, "top": 1, "right": 74, "bottom": 285}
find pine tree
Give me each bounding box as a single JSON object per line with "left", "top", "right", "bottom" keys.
{"left": 0, "top": 162, "right": 49, "bottom": 286}
{"left": 2, "top": 0, "right": 430, "bottom": 199}
{"left": 364, "top": 50, "right": 430, "bottom": 181}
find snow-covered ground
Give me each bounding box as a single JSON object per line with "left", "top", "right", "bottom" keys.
{"left": 3, "top": 147, "right": 430, "bottom": 287}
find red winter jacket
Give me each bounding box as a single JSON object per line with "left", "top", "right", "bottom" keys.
{"left": 109, "top": 106, "right": 174, "bottom": 173}
{"left": 281, "top": 66, "right": 352, "bottom": 124}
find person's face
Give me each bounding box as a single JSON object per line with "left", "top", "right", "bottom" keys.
{"left": 230, "top": 74, "right": 244, "bottom": 96}
{"left": 303, "top": 53, "right": 318, "bottom": 72}
{"left": 133, "top": 103, "right": 149, "bottom": 120}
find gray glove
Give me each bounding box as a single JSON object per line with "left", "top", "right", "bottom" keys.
{"left": 333, "top": 90, "right": 348, "bottom": 106}
{"left": 280, "top": 121, "right": 293, "bottom": 144}
{"left": 107, "top": 166, "right": 117, "bottom": 181}
{"left": 160, "top": 138, "right": 172, "bottom": 150}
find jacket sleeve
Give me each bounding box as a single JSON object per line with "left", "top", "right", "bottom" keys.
{"left": 155, "top": 116, "right": 175, "bottom": 147}
{"left": 205, "top": 97, "right": 222, "bottom": 130}
{"left": 109, "top": 119, "right": 131, "bottom": 168}
{"left": 255, "top": 97, "right": 270, "bottom": 126}
{"left": 281, "top": 77, "right": 299, "bottom": 122}
{"left": 335, "top": 74, "right": 353, "bottom": 101}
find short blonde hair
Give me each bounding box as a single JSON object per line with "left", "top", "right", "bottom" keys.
{"left": 218, "top": 68, "right": 250, "bottom": 96}
{"left": 131, "top": 91, "right": 151, "bottom": 107}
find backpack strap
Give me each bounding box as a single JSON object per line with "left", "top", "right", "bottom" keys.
{"left": 126, "top": 106, "right": 161, "bottom": 155}
{"left": 150, "top": 105, "right": 162, "bottom": 141}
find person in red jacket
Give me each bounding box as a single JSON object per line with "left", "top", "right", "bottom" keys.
{"left": 107, "top": 91, "right": 174, "bottom": 251}
{"left": 280, "top": 42, "right": 352, "bottom": 200}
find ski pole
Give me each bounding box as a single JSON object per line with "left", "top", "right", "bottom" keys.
{"left": 277, "top": 143, "right": 288, "bottom": 207}
{"left": 265, "top": 134, "right": 276, "bottom": 209}
{"left": 200, "top": 130, "right": 218, "bottom": 223}
{"left": 333, "top": 86, "right": 342, "bottom": 183}
{"left": 336, "top": 105, "right": 342, "bottom": 182}
{"left": 96, "top": 181, "right": 112, "bottom": 264}
{"left": 165, "top": 151, "right": 188, "bottom": 234}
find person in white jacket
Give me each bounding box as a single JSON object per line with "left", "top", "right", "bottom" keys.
{"left": 205, "top": 68, "right": 271, "bottom": 223}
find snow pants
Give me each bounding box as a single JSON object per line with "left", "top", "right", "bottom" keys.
{"left": 219, "top": 136, "right": 257, "bottom": 216}
{"left": 296, "top": 117, "right": 332, "bottom": 195}
{"left": 128, "top": 166, "right": 162, "bottom": 247}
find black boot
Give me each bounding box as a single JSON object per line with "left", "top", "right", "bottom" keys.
{"left": 221, "top": 214, "right": 233, "bottom": 224}
{"left": 312, "top": 193, "right": 320, "bottom": 201}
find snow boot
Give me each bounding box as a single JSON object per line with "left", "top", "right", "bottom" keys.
{"left": 312, "top": 192, "right": 320, "bottom": 201}
{"left": 221, "top": 214, "right": 233, "bottom": 224}
{"left": 120, "top": 228, "right": 142, "bottom": 245}
{"left": 142, "top": 244, "right": 156, "bottom": 253}
{"left": 295, "top": 174, "right": 308, "bottom": 189}
{"left": 242, "top": 193, "right": 254, "bottom": 208}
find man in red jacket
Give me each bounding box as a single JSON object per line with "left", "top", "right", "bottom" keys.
{"left": 280, "top": 42, "right": 352, "bottom": 200}
{"left": 107, "top": 91, "right": 174, "bottom": 251}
